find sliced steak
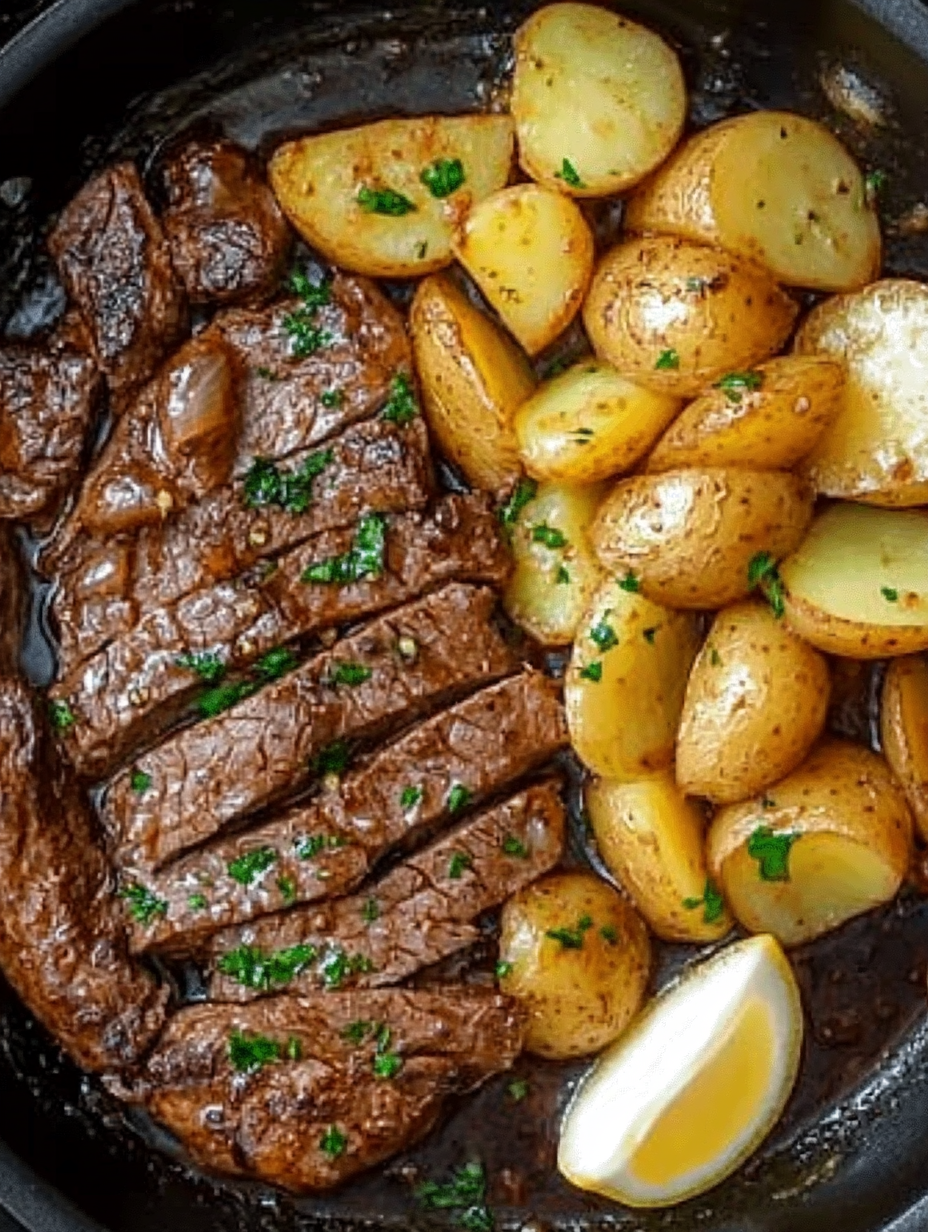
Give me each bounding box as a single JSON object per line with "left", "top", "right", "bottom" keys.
{"left": 207, "top": 780, "right": 565, "bottom": 1002}
{"left": 48, "top": 163, "right": 186, "bottom": 394}
{"left": 125, "top": 988, "right": 523, "bottom": 1190}
{"left": 161, "top": 139, "right": 291, "bottom": 305}
{"left": 128, "top": 671, "right": 567, "bottom": 954}
{"left": 104, "top": 583, "right": 518, "bottom": 870}
{"left": 0, "top": 680, "right": 167, "bottom": 1071}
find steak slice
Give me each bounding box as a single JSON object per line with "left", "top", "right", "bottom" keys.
{"left": 104, "top": 583, "right": 518, "bottom": 870}
{"left": 127, "top": 671, "right": 567, "bottom": 954}
{"left": 51, "top": 495, "right": 510, "bottom": 777}
{"left": 207, "top": 780, "right": 565, "bottom": 1002}
{"left": 0, "top": 680, "right": 167, "bottom": 1072}
{"left": 125, "top": 988, "right": 523, "bottom": 1190}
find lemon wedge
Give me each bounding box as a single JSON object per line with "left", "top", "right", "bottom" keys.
{"left": 557, "top": 934, "right": 802, "bottom": 1208}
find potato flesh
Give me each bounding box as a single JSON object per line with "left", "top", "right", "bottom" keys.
{"left": 881, "top": 656, "right": 928, "bottom": 841}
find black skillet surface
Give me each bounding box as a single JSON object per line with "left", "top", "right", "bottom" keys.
{"left": 3, "top": 1, "right": 928, "bottom": 1229}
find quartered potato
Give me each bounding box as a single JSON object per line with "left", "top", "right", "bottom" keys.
{"left": 565, "top": 577, "right": 700, "bottom": 779}
{"left": 409, "top": 273, "right": 535, "bottom": 491}
{"left": 511, "top": 2, "right": 686, "bottom": 198}
{"left": 676, "top": 601, "right": 830, "bottom": 804}
{"left": 269, "top": 115, "right": 514, "bottom": 277}
{"left": 583, "top": 237, "right": 799, "bottom": 398}
{"left": 646, "top": 356, "right": 845, "bottom": 473}
{"left": 707, "top": 741, "right": 913, "bottom": 947}
{"left": 503, "top": 479, "right": 606, "bottom": 645}
{"left": 591, "top": 469, "right": 813, "bottom": 610}
{"left": 453, "top": 184, "right": 594, "bottom": 355}
{"left": 498, "top": 871, "right": 651, "bottom": 1059}
{"left": 516, "top": 361, "right": 681, "bottom": 484}
{"left": 780, "top": 503, "right": 928, "bottom": 658}
{"left": 881, "top": 656, "right": 928, "bottom": 842}
{"left": 586, "top": 772, "right": 732, "bottom": 944}
{"left": 625, "top": 111, "right": 881, "bottom": 291}
{"left": 795, "top": 280, "right": 928, "bottom": 505}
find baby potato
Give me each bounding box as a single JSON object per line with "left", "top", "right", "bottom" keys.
{"left": 881, "top": 656, "right": 928, "bottom": 842}
{"left": 503, "top": 479, "right": 607, "bottom": 645}
{"left": 516, "top": 360, "right": 681, "bottom": 484}
{"left": 498, "top": 870, "right": 651, "bottom": 1059}
{"left": 677, "top": 601, "right": 831, "bottom": 804}
{"left": 646, "top": 356, "right": 845, "bottom": 474}
{"left": 707, "top": 741, "right": 913, "bottom": 947}
{"left": 269, "top": 115, "right": 513, "bottom": 277}
{"left": 586, "top": 772, "right": 732, "bottom": 943}
{"left": 409, "top": 273, "right": 535, "bottom": 491}
{"left": 511, "top": 2, "right": 686, "bottom": 198}
{"left": 583, "top": 236, "right": 799, "bottom": 398}
{"left": 780, "top": 503, "right": 928, "bottom": 658}
{"left": 565, "top": 576, "right": 700, "bottom": 779}
{"left": 453, "top": 184, "right": 594, "bottom": 355}
{"left": 625, "top": 111, "right": 880, "bottom": 292}
{"left": 591, "top": 469, "right": 813, "bottom": 610}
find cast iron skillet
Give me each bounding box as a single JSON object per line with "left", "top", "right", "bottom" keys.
{"left": 3, "top": 1, "right": 928, "bottom": 1229}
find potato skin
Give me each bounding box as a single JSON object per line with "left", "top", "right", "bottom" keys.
{"left": 677, "top": 601, "right": 830, "bottom": 804}
{"left": 582, "top": 236, "right": 798, "bottom": 398}
{"left": 881, "top": 656, "right": 928, "bottom": 842}
{"left": 591, "top": 469, "right": 814, "bottom": 610}
{"left": 498, "top": 871, "right": 651, "bottom": 1059}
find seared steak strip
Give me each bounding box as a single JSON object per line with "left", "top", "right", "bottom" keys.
{"left": 128, "top": 671, "right": 567, "bottom": 954}
{"left": 104, "top": 583, "right": 518, "bottom": 870}
{"left": 124, "top": 988, "right": 523, "bottom": 1191}
{"left": 0, "top": 680, "right": 167, "bottom": 1071}
{"left": 207, "top": 780, "right": 565, "bottom": 1002}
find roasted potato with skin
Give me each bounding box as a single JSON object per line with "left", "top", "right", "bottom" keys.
{"left": 625, "top": 111, "right": 881, "bottom": 292}
{"left": 707, "top": 741, "right": 913, "bottom": 947}
{"left": 503, "top": 479, "right": 607, "bottom": 646}
{"left": 453, "top": 184, "right": 594, "bottom": 355}
{"left": 586, "top": 772, "right": 732, "bottom": 943}
{"left": 583, "top": 236, "right": 799, "bottom": 398}
{"left": 591, "top": 469, "right": 814, "bottom": 610}
{"left": 409, "top": 273, "right": 535, "bottom": 491}
{"left": 677, "top": 601, "right": 830, "bottom": 804}
{"left": 498, "top": 871, "right": 651, "bottom": 1059}
{"left": 646, "top": 356, "right": 845, "bottom": 474}
{"left": 565, "top": 577, "right": 700, "bottom": 779}
{"left": 269, "top": 115, "right": 513, "bottom": 278}
{"left": 780, "top": 504, "right": 928, "bottom": 658}
{"left": 795, "top": 280, "right": 928, "bottom": 506}
{"left": 881, "top": 656, "right": 928, "bottom": 842}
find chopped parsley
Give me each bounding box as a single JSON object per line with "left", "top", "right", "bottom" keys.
{"left": 343, "top": 1020, "right": 377, "bottom": 1045}
{"left": 256, "top": 366, "right": 278, "bottom": 381}
{"left": 227, "top": 847, "right": 277, "bottom": 886}
{"left": 400, "top": 784, "right": 424, "bottom": 810}
{"left": 715, "top": 371, "right": 764, "bottom": 403}
{"left": 330, "top": 661, "right": 373, "bottom": 687}
{"left": 655, "top": 348, "right": 680, "bottom": 371}
{"left": 643, "top": 626, "right": 659, "bottom": 644}
{"left": 373, "top": 1050, "right": 403, "bottom": 1079}
{"left": 357, "top": 185, "right": 416, "bottom": 215}
{"left": 188, "top": 893, "right": 208, "bottom": 912}
{"left": 253, "top": 646, "right": 298, "bottom": 682}
{"left": 590, "top": 619, "right": 618, "bottom": 652}
{"left": 555, "top": 158, "right": 584, "bottom": 188}
{"left": 498, "top": 477, "right": 538, "bottom": 538}
{"left": 531, "top": 523, "right": 568, "bottom": 549}
{"left": 197, "top": 680, "right": 258, "bottom": 719}
{"left": 216, "top": 942, "right": 318, "bottom": 990}
{"left": 130, "top": 767, "right": 152, "bottom": 794}
{"left": 421, "top": 157, "right": 466, "bottom": 198}
{"left": 686, "top": 275, "right": 710, "bottom": 293}
{"left": 120, "top": 883, "right": 167, "bottom": 925}
{"left": 321, "top": 388, "right": 343, "bottom": 408}
{"left": 618, "top": 572, "right": 640, "bottom": 593}
{"left": 447, "top": 783, "right": 473, "bottom": 814}
{"left": 416, "top": 1161, "right": 492, "bottom": 1232}
{"left": 556, "top": 565, "right": 571, "bottom": 585}
{"left": 283, "top": 272, "right": 332, "bottom": 358}
{"left": 546, "top": 915, "right": 594, "bottom": 950}
{"left": 48, "top": 700, "right": 76, "bottom": 732}
{"left": 175, "top": 651, "right": 226, "bottom": 684}
{"left": 508, "top": 1080, "right": 529, "bottom": 1105}
{"left": 709, "top": 647, "right": 722, "bottom": 667}
{"left": 448, "top": 851, "right": 473, "bottom": 880}
{"left": 290, "top": 270, "right": 332, "bottom": 310}
{"left": 311, "top": 740, "right": 352, "bottom": 778}
{"left": 228, "top": 1030, "right": 280, "bottom": 1074}
{"left": 362, "top": 897, "right": 380, "bottom": 924}
{"left": 682, "top": 877, "right": 725, "bottom": 924}
{"left": 242, "top": 449, "right": 333, "bottom": 515}
{"left": 381, "top": 372, "right": 419, "bottom": 425}
{"left": 319, "top": 947, "right": 374, "bottom": 988}
{"left": 277, "top": 875, "right": 297, "bottom": 905}
{"left": 286, "top": 1035, "right": 302, "bottom": 1061}
{"left": 495, "top": 961, "right": 513, "bottom": 979}
{"left": 748, "top": 551, "right": 786, "bottom": 619}
{"left": 502, "top": 834, "right": 528, "bottom": 858}
{"left": 865, "top": 169, "right": 888, "bottom": 206}
{"left": 881, "top": 587, "right": 899, "bottom": 602}
{"left": 579, "top": 661, "right": 603, "bottom": 683}
{"left": 747, "top": 825, "right": 800, "bottom": 882}
{"left": 295, "top": 832, "right": 345, "bottom": 860}
{"left": 320, "top": 1125, "right": 348, "bottom": 1158}
{"left": 302, "top": 512, "right": 387, "bottom": 585}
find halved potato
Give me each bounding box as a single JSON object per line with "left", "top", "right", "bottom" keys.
{"left": 586, "top": 772, "right": 732, "bottom": 943}
{"left": 646, "top": 356, "right": 845, "bottom": 473}
{"left": 453, "top": 184, "right": 594, "bottom": 355}
{"left": 565, "top": 576, "right": 700, "bottom": 779}
{"left": 881, "top": 656, "right": 928, "bottom": 842}
{"left": 780, "top": 503, "right": 928, "bottom": 657}
{"left": 511, "top": 2, "right": 686, "bottom": 198}
{"left": 515, "top": 361, "right": 681, "bottom": 484}
{"left": 625, "top": 111, "right": 881, "bottom": 291}
{"left": 409, "top": 273, "right": 535, "bottom": 491}
{"left": 707, "top": 741, "right": 913, "bottom": 947}
{"left": 591, "top": 469, "right": 813, "bottom": 610}
{"left": 583, "top": 236, "right": 799, "bottom": 398}
{"left": 269, "top": 115, "right": 514, "bottom": 278}
{"left": 795, "top": 280, "right": 928, "bottom": 506}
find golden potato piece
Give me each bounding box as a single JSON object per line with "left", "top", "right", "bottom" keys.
{"left": 707, "top": 741, "right": 913, "bottom": 947}
{"left": 626, "top": 111, "right": 880, "bottom": 291}
{"left": 677, "top": 601, "right": 830, "bottom": 804}
{"left": 795, "top": 280, "right": 928, "bottom": 506}
{"left": 591, "top": 469, "right": 813, "bottom": 610}
{"left": 583, "top": 236, "right": 799, "bottom": 398}
{"left": 269, "top": 115, "right": 513, "bottom": 278}
{"left": 646, "top": 356, "right": 844, "bottom": 473}
{"left": 780, "top": 503, "right": 928, "bottom": 658}
{"left": 409, "top": 273, "right": 535, "bottom": 491}
{"left": 881, "top": 656, "right": 928, "bottom": 842}
{"left": 498, "top": 870, "right": 651, "bottom": 1059}
{"left": 586, "top": 772, "right": 732, "bottom": 943}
